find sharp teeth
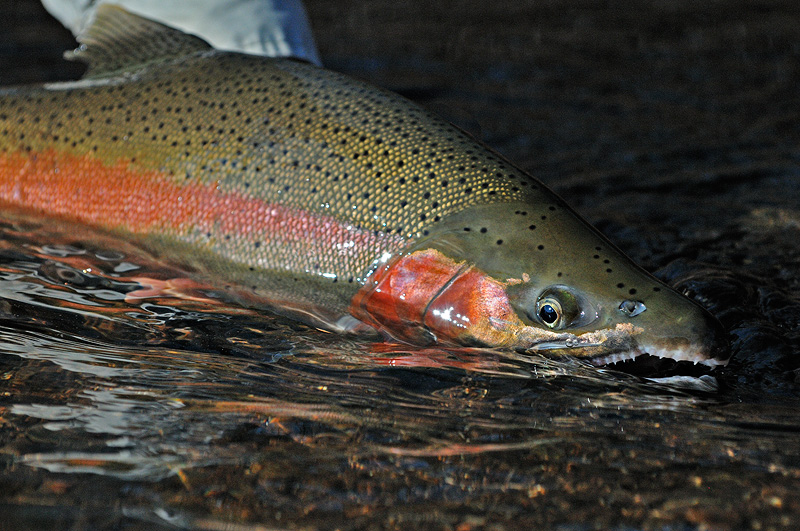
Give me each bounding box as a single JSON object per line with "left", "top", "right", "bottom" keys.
{"left": 590, "top": 345, "right": 728, "bottom": 368}
{"left": 589, "top": 351, "right": 641, "bottom": 366}
{"left": 641, "top": 345, "right": 728, "bottom": 367}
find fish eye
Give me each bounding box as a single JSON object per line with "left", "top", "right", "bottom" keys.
{"left": 509, "top": 284, "right": 599, "bottom": 330}
{"left": 536, "top": 289, "right": 579, "bottom": 329}
{"left": 537, "top": 298, "right": 562, "bottom": 328}
{"left": 534, "top": 286, "right": 596, "bottom": 330}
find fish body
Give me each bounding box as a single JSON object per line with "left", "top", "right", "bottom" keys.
{"left": 0, "top": 7, "right": 728, "bottom": 366}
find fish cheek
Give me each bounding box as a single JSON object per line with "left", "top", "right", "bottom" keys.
{"left": 421, "top": 267, "right": 529, "bottom": 347}
{"left": 505, "top": 282, "right": 542, "bottom": 327}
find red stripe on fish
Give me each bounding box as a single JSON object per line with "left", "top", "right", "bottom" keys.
{"left": 0, "top": 148, "right": 400, "bottom": 261}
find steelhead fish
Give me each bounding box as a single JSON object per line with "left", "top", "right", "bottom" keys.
{"left": 0, "top": 6, "right": 728, "bottom": 368}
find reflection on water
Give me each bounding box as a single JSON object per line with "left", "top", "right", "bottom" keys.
{"left": 0, "top": 211, "right": 798, "bottom": 530}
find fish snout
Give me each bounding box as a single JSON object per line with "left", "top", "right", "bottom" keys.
{"left": 697, "top": 309, "right": 731, "bottom": 366}
{"left": 633, "top": 300, "right": 731, "bottom": 368}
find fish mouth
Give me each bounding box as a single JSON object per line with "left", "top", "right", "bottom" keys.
{"left": 591, "top": 353, "right": 721, "bottom": 378}
{"left": 585, "top": 346, "right": 728, "bottom": 378}
{"left": 528, "top": 342, "right": 726, "bottom": 377}
{"left": 587, "top": 343, "right": 729, "bottom": 369}
{"left": 522, "top": 322, "right": 730, "bottom": 376}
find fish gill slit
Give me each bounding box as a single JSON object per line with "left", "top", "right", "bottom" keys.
{"left": 420, "top": 263, "right": 473, "bottom": 334}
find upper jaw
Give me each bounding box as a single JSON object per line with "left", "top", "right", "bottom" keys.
{"left": 522, "top": 323, "right": 730, "bottom": 369}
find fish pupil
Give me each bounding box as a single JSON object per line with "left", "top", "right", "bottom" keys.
{"left": 539, "top": 304, "right": 558, "bottom": 324}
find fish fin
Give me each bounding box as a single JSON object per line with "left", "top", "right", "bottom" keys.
{"left": 65, "top": 4, "right": 213, "bottom": 78}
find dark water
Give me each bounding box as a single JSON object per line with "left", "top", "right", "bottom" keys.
{"left": 1, "top": 1, "right": 800, "bottom": 529}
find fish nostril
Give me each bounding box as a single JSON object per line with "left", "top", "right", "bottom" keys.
{"left": 619, "top": 299, "right": 647, "bottom": 317}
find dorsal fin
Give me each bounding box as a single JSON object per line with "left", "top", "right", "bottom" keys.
{"left": 66, "top": 4, "right": 213, "bottom": 78}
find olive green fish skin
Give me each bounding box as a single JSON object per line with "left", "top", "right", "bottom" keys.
{"left": 0, "top": 10, "right": 536, "bottom": 261}
{"left": 0, "top": 51, "right": 532, "bottom": 316}
{"left": 0, "top": 7, "right": 729, "bottom": 364}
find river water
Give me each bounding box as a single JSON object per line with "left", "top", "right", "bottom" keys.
{"left": 1, "top": 1, "right": 799, "bottom": 529}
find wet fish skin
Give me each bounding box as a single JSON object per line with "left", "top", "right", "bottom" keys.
{"left": 0, "top": 6, "right": 729, "bottom": 366}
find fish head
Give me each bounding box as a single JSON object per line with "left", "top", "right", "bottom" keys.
{"left": 416, "top": 202, "right": 730, "bottom": 369}
{"left": 503, "top": 261, "right": 730, "bottom": 369}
